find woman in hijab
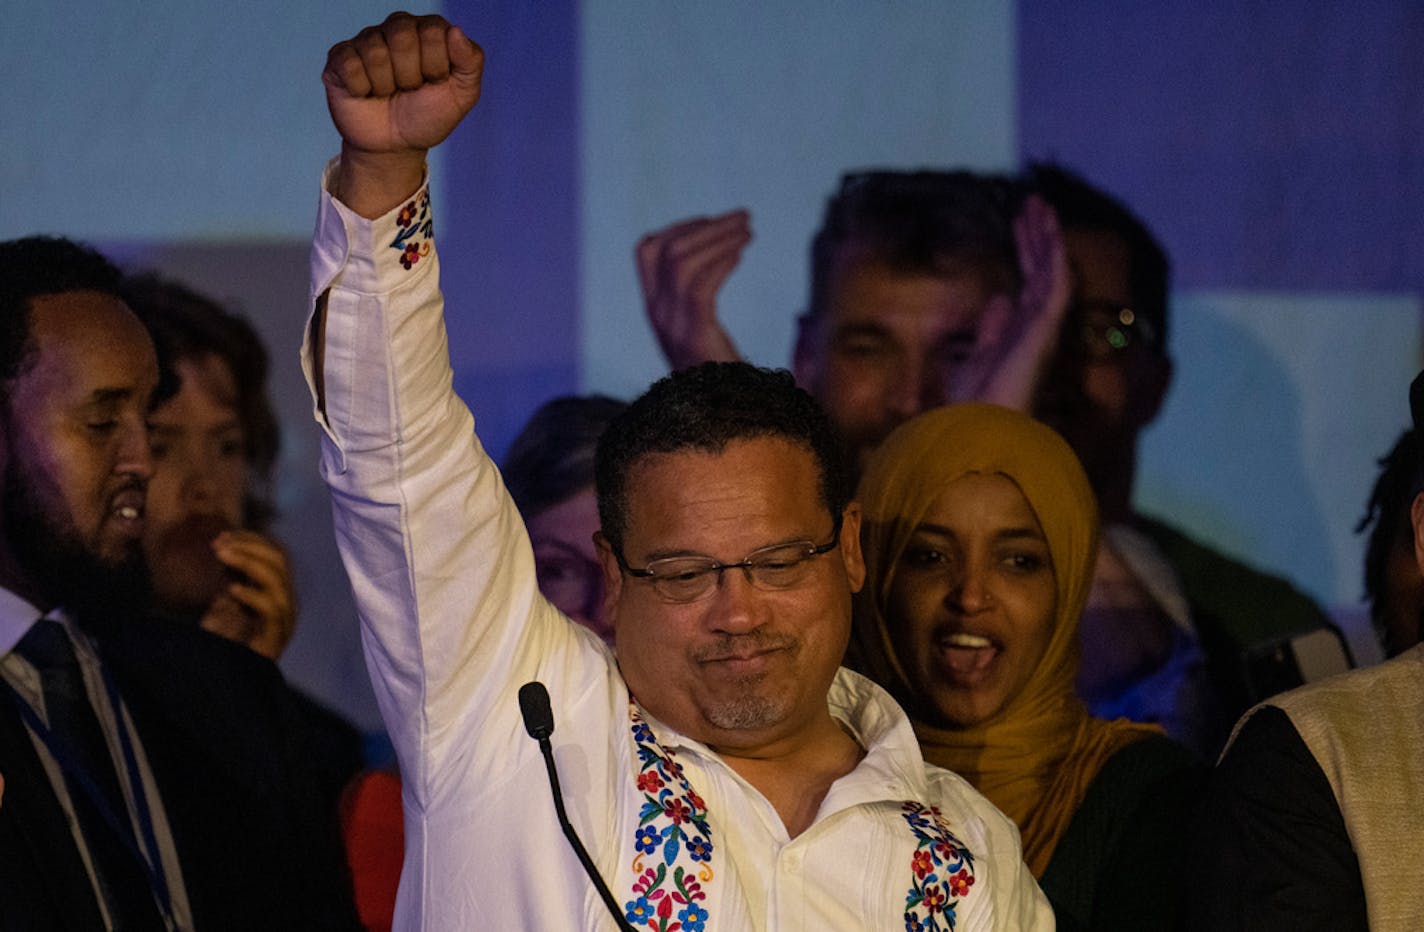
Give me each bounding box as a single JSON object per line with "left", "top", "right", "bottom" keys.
{"left": 851, "top": 403, "right": 1201, "bottom": 931}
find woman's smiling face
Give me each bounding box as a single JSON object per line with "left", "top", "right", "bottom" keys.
{"left": 887, "top": 472, "right": 1058, "bottom": 728}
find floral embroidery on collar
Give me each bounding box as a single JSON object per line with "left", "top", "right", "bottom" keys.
{"left": 901, "top": 801, "right": 976, "bottom": 931}
{"left": 389, "top": 189, "right": 433, "bottom": 270}
{"left": 625, "top": 704, "right": 713, "bottom": 931}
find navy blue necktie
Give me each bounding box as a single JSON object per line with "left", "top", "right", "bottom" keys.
{"left": 14, "top": 619, "right": 165, "bottom": 930}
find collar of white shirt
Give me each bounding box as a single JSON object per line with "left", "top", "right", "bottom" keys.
{"left": 0, "top": 586, "right": 47, "bottom": 655}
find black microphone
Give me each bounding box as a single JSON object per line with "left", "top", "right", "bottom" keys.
{"left": 518, "top": 681, "right": 636, "bottom": 932}
{"left": 518, "top": 681, "right": 555, "bottom": 740}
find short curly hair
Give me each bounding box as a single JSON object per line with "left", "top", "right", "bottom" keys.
{"left": 595, "top": 362, "right": 851, "bottom": 554}
{"left": 0, "top": 236, "right": 125, "bottom": 401}
{"left": 1357, "top": 428, "right": 1422, "bottom": 654}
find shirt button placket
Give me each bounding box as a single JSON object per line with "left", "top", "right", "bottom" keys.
{"left": 775, "top": 846, "right": 806, "bottom": 929}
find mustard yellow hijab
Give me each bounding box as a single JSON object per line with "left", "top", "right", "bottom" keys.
{"left": 850, "top": 403, "right": 1159, "bottom": 877}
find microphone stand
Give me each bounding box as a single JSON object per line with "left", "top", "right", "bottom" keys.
{"left": 520, "top": 681, "right": 637, "bottom": 932}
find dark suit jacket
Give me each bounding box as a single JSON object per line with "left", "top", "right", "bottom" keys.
{"left": 0, "top": 617, "right": 360, "bottom": 930}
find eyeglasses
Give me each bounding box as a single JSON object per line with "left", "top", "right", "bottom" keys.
{"left": 1074, "top": 301, "right": 1160, "bottom": 359}
{"left": 615, "top": 516, "right": 843, "bottom": 604}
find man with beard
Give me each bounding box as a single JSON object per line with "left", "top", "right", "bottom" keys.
{"left": 0, "top": 238, "right": 358, "bottom": 930}
{"left": 309, "top": 14, "right": 1050, "bottom": 928}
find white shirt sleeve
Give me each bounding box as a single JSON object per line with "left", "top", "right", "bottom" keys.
{"left": 300, "top": 160, "right": 608, "bottom": 812}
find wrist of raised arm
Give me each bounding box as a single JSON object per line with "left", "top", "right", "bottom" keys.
{"left": 335, "top": 144, "right": 429, "bottom": 219}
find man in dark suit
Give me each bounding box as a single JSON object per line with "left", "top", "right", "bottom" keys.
{"left": 0, "top": 237, "right": 356, "bottom": 930}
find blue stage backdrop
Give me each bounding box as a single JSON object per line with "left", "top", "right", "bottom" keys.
{"left": 2, "top": 1, "right": 1418, "bottom": 729}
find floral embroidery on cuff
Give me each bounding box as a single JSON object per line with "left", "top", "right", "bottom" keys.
{"left": 901, "top": 801, "right": 976, "bottom": 931}
{"left": 625, "top": 705, "right": 714, "bottom": 931}
{"left": 389, "top": 189, "right": 433, "bottom": 270}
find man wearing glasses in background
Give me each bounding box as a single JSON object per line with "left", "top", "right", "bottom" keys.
{"left": 309, "top": 12, "right": 1050, "bottom": 929}
{"left": 1027, "top": 164, "right": 1335, "bottom": 757}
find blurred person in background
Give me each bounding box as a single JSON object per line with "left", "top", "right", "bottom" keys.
{"left": 120, "top": 273, "right": 294, "bottom": 658}
{"left": 502, "top": 393, "right": 628, "bottom": 645}
{"left": 1028, "top": 163, "right": 1340, "bottom": 756}
{"left": 1356, "top": 428, "right": 1424, "bottom": 658}
{"left": 120, "top": 271, "right": 365, "bottom": 860}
